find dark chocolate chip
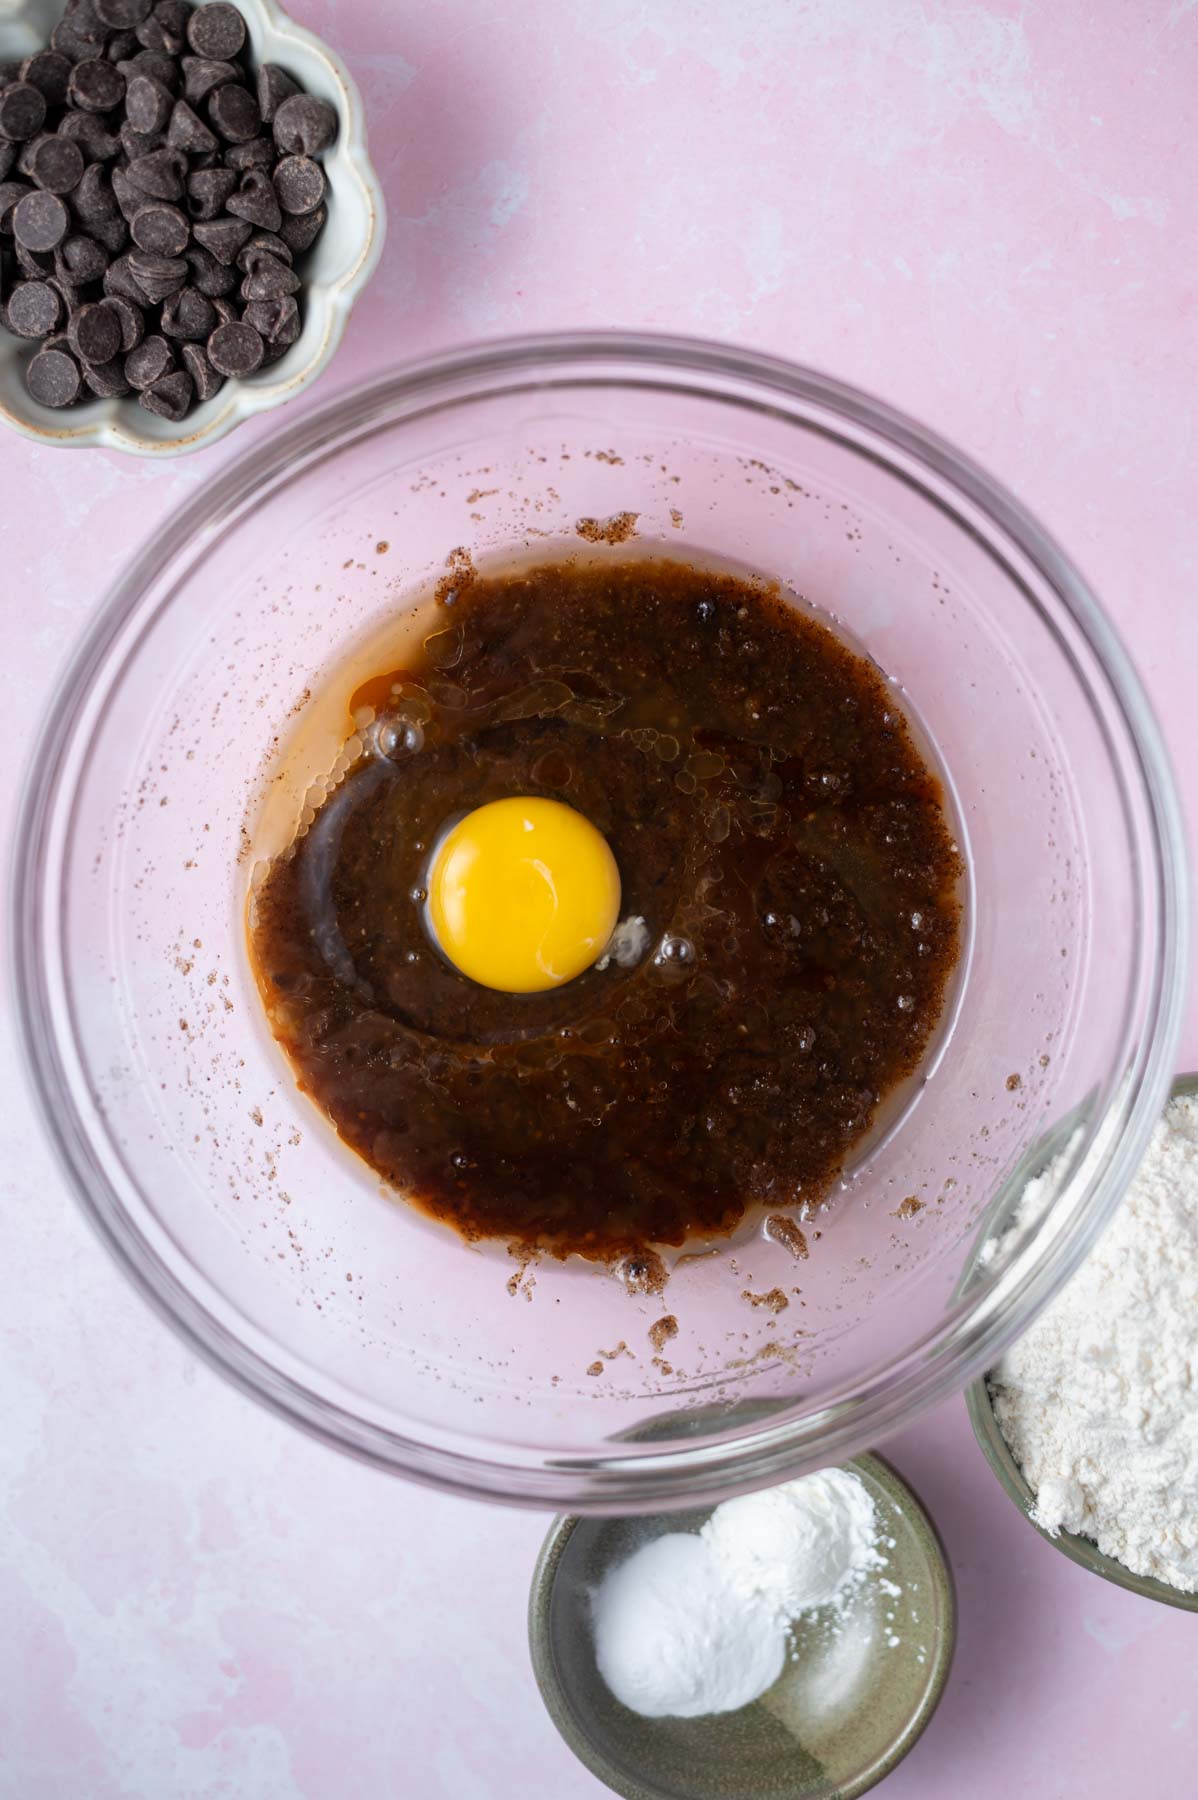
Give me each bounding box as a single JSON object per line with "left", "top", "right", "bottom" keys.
{"left": 121, "top": 122, "right": 165, "bottom": 160}
{"left": 90, "top": 211, "right": 129, "bottom": 254}
{"left": 0, "top": 82, "right": 48, "bottom": 143}
{"left": 0, "top": 178, "right": 32, "bottom": 231}
{"left": 105, "top": 29, "right": 140, "bottom": 63}
{"left": 259, "top": 331, "right": 290, "bottom": 366}
{"left": 160, "top": 282, "right": 215, "bottom": 339}
{"left": 109, "top": 163, "right": 141, "bottom": 219}
{"left": 29, "top": 136, "right": 85, "bottom": 195}
{"left": 14, "top": 238, "right": 51, "bottom": 278}
{"left": 185, "top": 240, "right": 235, "bottom": 295}
{"left": 68, "top": 297, "right": 122, "bottom": 362}
{"left": 273, "top": 154, "right": 323, "bottom": 217}
{"left": 65, "top": 0, "right": 111, "bottom": 46}
{"left": 242, "top": 292, "right": 298, "bottom": 346}
{"left": 127, "top": 245, "right": 186, "bottom": 299}
{"left": 256, "top": 63, "right": 297, "bottom": 126}
{"left": 48, "top": 275, "right": 82, "bottom": 315}
{"left": 5, "top": 278, "right": 61, "bottom": 335}
{"left": 26, "top": 345, "right": 81, "bottom": 406}
{"left": 124, "top": 71, "right": 172, "bottom": 134}
{"left": 181, "top": 55, "right": 238, "bottom": 106}
{"left": 185, "top": 165, "right": 236, "bottom": 218}
{"left": 20, "top": 50, "right": 73, "bottom": 108}
{"left": 103, "top": 251, "right": 146, "bottom": 300}
{"left": 139, "top": 365, "right": 192, "bottom": 416}
{"left": 208, "top": 81, "right": 258, "bottom": 143}
{"left": 225, "top": 166, "right": 279, "bottom": 230}
{"left": 52, "top": 16, "right": 103, "bottom": 63}
{"left": 13, "top": 189, "right": 69, "bottom": 251}
{"left": 235, "top": 228, "right": 290, "bottom": 270}
{"left": 137, "top": 0, "right": 190, "bottom": 56}
{"left": 271, "top": 93, "right": 337, "bottom": 157}
{"left": 95, "top": 0, "right": 154, "bottom": 26}
{"left": 223, "top": 133, "right": 273, "bottom": 170}
{"left": 181, "top": 339, "right": 223, "bottom": 399}
{"left": 124, "top": 330, "right": 172, "bottom": 385}
{"left": 278, "top": 201, "right": 324, "bottom": 254}
{"left": 57, "top": 111, "right": 120, "bottom": 161}
{"left": 240, "top": 252, "right": 298, "bottom": 301}
{"left": 167, "top": 97, "right": 216, "bottom": 154}
{"left": 206, "top": 316, "right": 261, "bottom": 374}
{"left": 209, "top": 292, "right": 238, "bottom": 326}
{"left": 82, "top": 353, "right": 131, "bottom": 395}
{"left": 116, "top": 49, "right": 178, "bottom": 91}
{"left": 56, "top": 232, "right": 110, "bottom": 283}
{"left": 187, "top": 3, "right": 245, "bottom": 61}
{"left": 0, "top": 142, "right": 14, "bottom": 180}
{"left": 131, "top": 199, "right": 188, "bottom": 254}
{"left": 68, "top": 58, "right": 126, "bottom": 113}
{"left": 15, "top": 131, "right": 50, "bottom": 179}
{"left": 126, "top": 146, "right": 184, "bottom": 199}
{"left": 72, "top": 161, "right": 117, "bottom": 220}
{"left": 105, "top": 290, "right": 144, "bottom": 349}
{"left": 192, "top": 213, "right": 249, "bottom": 263}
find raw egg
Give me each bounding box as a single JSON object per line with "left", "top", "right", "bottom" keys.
{"left": 426, "top": 796, "right": 621, "bottom": 993}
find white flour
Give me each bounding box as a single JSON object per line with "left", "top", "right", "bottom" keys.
{"left": 591, "top": 1469, "right": 880, "bottom": 1718}
{"left": 989, "top": 1094, "right": 1198, "bottom": 1591}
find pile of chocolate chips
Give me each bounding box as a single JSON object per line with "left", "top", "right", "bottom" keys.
{"left": 0, "top": 0, "right": 337, "bottom": 419}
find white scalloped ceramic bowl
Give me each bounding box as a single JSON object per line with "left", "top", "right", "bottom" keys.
{"left": 0, "top": 0, "right": 384, "bottom": 455}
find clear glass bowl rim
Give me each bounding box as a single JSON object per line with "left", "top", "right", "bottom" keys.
{"left": 11, "top": 329, "right": 1189, "bottom": 1510}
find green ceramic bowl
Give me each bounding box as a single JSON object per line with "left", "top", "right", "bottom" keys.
{"left": 528, "top": 1454, "right": 955, "bottom": 1800}
{"left": 966, "top": 1072, "right": 1198, "bottom": 1613}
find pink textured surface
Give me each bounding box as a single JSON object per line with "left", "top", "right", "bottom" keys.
{"left": 1, "top": 3, "right": 1196, "bottom": 1796}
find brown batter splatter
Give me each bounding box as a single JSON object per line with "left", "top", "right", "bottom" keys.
{"left": 765, "top": 1215, "right": 810, "bottom": 1260}
{"left": 742, "top": 1286, "right": 790, "bottom": 1313}
{"left": 575, "top": 512, "right": 638, "bottom": 544}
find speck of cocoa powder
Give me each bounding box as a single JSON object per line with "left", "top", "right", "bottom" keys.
{"left": 742, "top": 1287, "right": 789, "bottom": 1313}
{"left": 617, "top": 1250, "right": 668, "bottom": 1295}
{"left": 575, "top": 511, "right": 638, "bottom": 544}
{"left": 764, "top": 1215, "right": 809, "bottom": 1259}
{"left": 648, "top": 1315, "right": 679, "bottom": 1351}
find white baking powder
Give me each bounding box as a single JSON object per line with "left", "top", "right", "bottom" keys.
{"left": 591, "top": 1469, "right": 880, "bottom": 1718}
{"left": 989, "top": 1094, "right": 1198, "bottom": 1591}
{"left": 700, "top": 1470, "right": 882, "bottom": 1615}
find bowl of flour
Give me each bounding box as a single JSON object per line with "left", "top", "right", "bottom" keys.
{"left": 967, "top": 1075, "right": 1198, "bottom": 1610}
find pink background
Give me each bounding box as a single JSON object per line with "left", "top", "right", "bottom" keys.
{"left": 2, "top": 1, "right": 1197, "bottom": 1794}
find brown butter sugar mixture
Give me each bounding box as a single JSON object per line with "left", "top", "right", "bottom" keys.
{"left": 250, "top": 555, "right": 962, "bottom": 1258}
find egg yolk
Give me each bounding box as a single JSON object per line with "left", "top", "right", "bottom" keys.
{"left": 426, "top": 796, "right": 621, "bottom": 993}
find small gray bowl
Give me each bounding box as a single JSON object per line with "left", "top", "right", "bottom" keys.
{"left": 529, "top": 1454, "right": 955, "bottom": 1800}
{"left": 966, "top": 1072, "right": 1198, "bottom": 1612}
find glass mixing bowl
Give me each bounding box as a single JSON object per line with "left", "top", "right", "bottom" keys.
{"left": 13, "top": 332, "right": 1187, "bottom": 1511}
